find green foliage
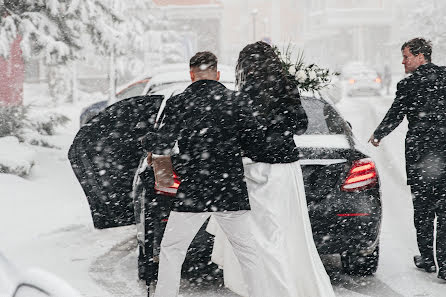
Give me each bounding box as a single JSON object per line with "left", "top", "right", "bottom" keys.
{"left": 33, "top": 113, "right": 70, "bottom": 136}
{"left": 0, "top": 104, "right": 69, "bottom": 145}
{"left": 0, "top": 104, "right": 28, "bottom": 138}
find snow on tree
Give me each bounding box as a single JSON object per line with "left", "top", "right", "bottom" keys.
{"left": 408, "top": 0, "right": 446, "bottom": 64}
{"left": 160, "top": 30, "right": 185, "bottom": 64}
{"left": 0, "top": 0, "right": 156, "bottom": 103}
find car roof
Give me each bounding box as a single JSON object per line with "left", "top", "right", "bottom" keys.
{"left": 342, "top": 61, "right": 377, "bottom": 74}
{"left": 148, "top": 63, "right": 191, "bottom": 75}
{"left": 342, "top": 61, "right": 369, "bottom": 68}
{"left": 116, "top": 78, "right": 151, "bottom": 95}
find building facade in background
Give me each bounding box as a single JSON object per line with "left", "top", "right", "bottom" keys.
{"left": 147, "top": 0, "right": 223, "bottom": 68}
{"left": 301, "top": 0, "right": 415, "bottom": 77}
{"left": 220, "top": 0, "right": 305, "bottom": 65}
{"left": 302, "top": 0, "right": 394, "bottom": 71}
{"left": 21, "top": 0, "right": 419, "bottom": 96}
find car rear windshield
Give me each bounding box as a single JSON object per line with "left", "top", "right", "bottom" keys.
{"left": 301, "top": 98, "right": 346, "bottom": 135}
{"left": 116, "top": 81, "right": 147, "bottom": 100}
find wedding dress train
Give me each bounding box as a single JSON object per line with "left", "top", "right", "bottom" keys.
{"left": 207, "top": 160, "right": 336, "bottom": 297}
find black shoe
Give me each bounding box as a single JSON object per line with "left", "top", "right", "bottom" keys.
{"left": 438, "top": 269, "right": 446, "bottom": 281}
{"left": 414, "top": 255, "right": 436, "bottom": 273}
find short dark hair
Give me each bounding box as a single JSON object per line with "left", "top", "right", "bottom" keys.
{"left": 401, "top": 38, "right": 432, "bottom": 62}
{"left": 189, "top": 51, "right": 218, "bottom": 71}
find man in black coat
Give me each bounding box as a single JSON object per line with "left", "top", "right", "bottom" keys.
{"left": 369, "top": 38, "right": 446, "bottom": 280}
{"left": 142, "top": 52, "right": 276, "bottom": 297}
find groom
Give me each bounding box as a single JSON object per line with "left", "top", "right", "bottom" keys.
{"left": 369, "top": 38, "right": 446, "bottom": 280}
{"left": 142, "top": 51, "right": 273, "bottom": 297}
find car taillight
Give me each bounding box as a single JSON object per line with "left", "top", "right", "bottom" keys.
{"left": 154, "top": 171, "right": 181, "bottom": 196}
{"left": 375, "top": 77, "right": 382, "bottom": 83}
{"left": 337, "top": 213, "right": 370, "bottom": 217}
{"left": 341, "top": 158, "right": 378, "bottom": 192}
{"left": 172, "top": 172, "right": 180, "bottom": 189}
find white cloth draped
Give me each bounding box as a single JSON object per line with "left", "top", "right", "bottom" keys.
{"left": 207, "top": 160, "right": 336, "bottom": 297}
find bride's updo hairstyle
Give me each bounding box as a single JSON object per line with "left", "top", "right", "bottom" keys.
{"left": 235, "top": 41, "right": 300, "bottom": 116}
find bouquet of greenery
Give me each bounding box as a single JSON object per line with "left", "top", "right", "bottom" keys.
{"left": 273, "top": 45, "right": 339, "bottom": 93}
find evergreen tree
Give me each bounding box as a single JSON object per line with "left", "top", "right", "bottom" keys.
{"left": 0, "top": 0, "right": 155, "bottom": 102}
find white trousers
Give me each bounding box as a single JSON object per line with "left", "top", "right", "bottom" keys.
{"left": 154, "top": 210, "right": 265, "bottom": 297}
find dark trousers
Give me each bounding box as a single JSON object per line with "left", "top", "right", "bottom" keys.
{"left": 411, "top": 183, "right": 446, "bottom": 272}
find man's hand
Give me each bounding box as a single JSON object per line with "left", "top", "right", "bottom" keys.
{"left": 368, "top": 134, "right": 380, "bottom": 147}
{"left": 147, "top": 152, "right": 153, "bottom": 165}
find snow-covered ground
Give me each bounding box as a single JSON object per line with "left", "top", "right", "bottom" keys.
{"left": 1, "top": 84, "right": 445, "bottom": 296}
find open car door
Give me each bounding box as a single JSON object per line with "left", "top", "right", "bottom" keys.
{"left": 68, "top": 95, "right": 164, "bottom": 229}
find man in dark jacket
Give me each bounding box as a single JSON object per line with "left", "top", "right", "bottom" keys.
{"left": 142, "top": 52, "right": 277, "bottom": 297}
{"left": 369, "top": 38, "right": 446, "bottom": 280}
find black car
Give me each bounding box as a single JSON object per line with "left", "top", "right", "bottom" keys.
{"left": 296, "top": 96, "right": 381, "bottom": 275}
{"left": 132, "top": 93, "right": 382, "bottom": 280}
{"left": 68, "top": 93, "right": 381, "bottom": 292}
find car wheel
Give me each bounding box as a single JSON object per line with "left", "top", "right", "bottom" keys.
{"left": 342, "top": 245, "right": 379, "bottom": 276}
{"left": 138, "top": 245, "right": 146, "bottom": 280}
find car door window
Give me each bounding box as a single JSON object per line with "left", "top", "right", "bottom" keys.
{"left": 323, "top": 104, "right": 347, "bottom": 134}
{"left": 116, "top": 81, "right": 147, "bottom": 101}
{"left": 301, "top": 98, "right": 346, "bottom": 135}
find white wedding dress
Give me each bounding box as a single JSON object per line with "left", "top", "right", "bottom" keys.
{"left": 207, "top": 159, "right": 336, "bottom": 297}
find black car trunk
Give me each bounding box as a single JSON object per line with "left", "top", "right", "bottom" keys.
{"left": 298, "top": 147, "right": 353, "bottom": 202}
{"left": 298, "top": 147, "right": 380, "bottom": 253}
{"left": 301, "top": 161, "right": 348, "bottom": 204}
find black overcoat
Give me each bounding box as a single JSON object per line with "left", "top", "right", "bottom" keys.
{"left": 373, "top": 63, "right": 446, "bottom": 185}
{"left": 142, "top": 80, "right": 279, "bottom": 212}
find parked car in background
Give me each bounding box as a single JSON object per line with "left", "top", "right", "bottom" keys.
{"left": 69, "top": 71, "right": 382, "bottom": 295}
{"left": 340, "top": 61, "right": 382, "bottom": 97}
{"left": 0, "top": 252, "right": 80, "bottom": 297}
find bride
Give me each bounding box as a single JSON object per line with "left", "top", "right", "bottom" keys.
{"left": 207, "top": 41, "right": 336, "bottom": 297}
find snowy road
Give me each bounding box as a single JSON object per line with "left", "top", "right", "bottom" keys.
{"left": 1, "top": 93, "right": 445, "bottom": 296}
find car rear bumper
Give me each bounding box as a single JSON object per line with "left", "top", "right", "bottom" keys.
{"left": 346, "top": 84, "right": 381, "bottom": 95}
{"left": 309, "top": 186, "right": 381, "bottom": 256}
